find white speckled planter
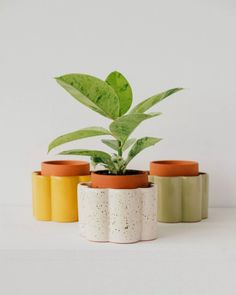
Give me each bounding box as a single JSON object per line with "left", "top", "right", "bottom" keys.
{"left": 78, "top": 183, "right": 157, "bottom": 243}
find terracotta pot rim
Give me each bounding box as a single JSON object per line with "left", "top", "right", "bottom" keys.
{"left": 150, "top": 160, "right": 199, "bottom": 177}
{"left": 42, "top": 160, "right": 88, "bottom": 166}
{"left": 91, "top": 169, "right": 148, "bottom": 189}
{"left": 41, "top": 160, "right": 90, "bottom": 176}
{"left": 151, "top": 160, "right": 198, "bottom": 166}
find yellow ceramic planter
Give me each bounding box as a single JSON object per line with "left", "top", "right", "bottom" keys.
{"left": 32, "top": 172, "right": 90, "bottom": 222}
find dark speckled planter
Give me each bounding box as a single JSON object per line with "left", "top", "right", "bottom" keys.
{"left": 149, "top": 173, "right": 209, "bottom": 223}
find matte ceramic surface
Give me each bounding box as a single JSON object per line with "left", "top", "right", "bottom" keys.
{"left": 149, "top": 173, "right": 209, "bottom": 222}
{"left": 41, "top": 160, "right": 90, "bottom": 176}
{"left": 78, "top": 183, "right": 157, "bottom": 243}
{"left": 32, "top": 172, "right": 91, "bottom": 222}
{"left": 91, "top": 170, "right": 149, "bottom": 189}
{"left": 150, "top": 160, "right": 199, "bottom": 176}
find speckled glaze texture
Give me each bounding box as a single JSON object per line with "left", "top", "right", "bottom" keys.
{"left": 78, "top": 183, "right": 157, "bottom": 243}
{"left": 149, "top": 173, "right": 209, "bottom": 223}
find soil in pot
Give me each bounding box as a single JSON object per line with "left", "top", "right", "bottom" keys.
{"left": 91, "top": 170, "right": 149, "bottom": 189}
{"left": 41, "top": 160, "right": 90, "bottom": 176}
{"left": 150, "top": 160, "right": 199, "bottom": 177}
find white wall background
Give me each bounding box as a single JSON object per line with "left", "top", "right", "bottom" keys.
{"left": 0, "top": 0, "right": 235, "bottom": 207}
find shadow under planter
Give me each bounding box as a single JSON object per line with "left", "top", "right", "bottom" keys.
{"left": 32, "top": 172, "right": 91, "bottom": 222}
{"left": 78, "top": 183, "right": 158, "bottom": 243}
{"left": 149, "top": 173, "right": 209, "bottom": 223}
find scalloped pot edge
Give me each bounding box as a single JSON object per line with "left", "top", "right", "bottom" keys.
{"left": 149, "top": 173, "right": 209, "bottom": 223}
{"left": 78, "top": 183, "right": 158, "bottom": 243}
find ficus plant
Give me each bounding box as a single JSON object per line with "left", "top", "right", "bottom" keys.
{"left": 48, "top": 71, "right": 183, "bottom": 175}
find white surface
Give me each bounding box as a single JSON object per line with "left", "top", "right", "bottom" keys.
{"left": 0, "top": 206, "right": 236, "bottom": 294}
{"left": 0, "top": 0, "right": 236, "bottom": 207}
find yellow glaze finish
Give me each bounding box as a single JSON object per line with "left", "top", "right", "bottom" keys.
{"left": 32, "top": 172, "right": 91, "bottom": 222}
{"left": 32, "top": 172, "right": 51, "bottom": 221}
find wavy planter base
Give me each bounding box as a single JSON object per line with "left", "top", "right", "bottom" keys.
{"left": 32, "top": 172, "right": 91, "bottom": 222}
{"left": 78, "top": 183, "right": 157, "bottom": 243}
{"left": 149, "top": 173, "right": 209, "bottom": 223}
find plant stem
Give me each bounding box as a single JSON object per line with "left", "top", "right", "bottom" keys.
{"left": 118, "top": 140, "right": 122, "bottom": 157}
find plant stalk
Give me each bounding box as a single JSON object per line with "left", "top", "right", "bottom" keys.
{"left": 118, "top": 140, "right": 122, "bottom": 157}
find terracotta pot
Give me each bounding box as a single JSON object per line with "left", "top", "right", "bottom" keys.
{"left": 41, "top": 160, "right": 90, "bottom": 176}
{"left": 91, "top": 170, "right": 149, "bottom": 189}
{"left": 150, "top": 160, "right": 199, "bottom": 177}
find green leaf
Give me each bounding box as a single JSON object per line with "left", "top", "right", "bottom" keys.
{"left": 109, "top": 112, "right": 161, "bottom": 143}
{"left": 126, "top": 137, "right": 162, "bottom": 164}
{"left": 91, "top": 156, "right": 107, "bottom": 169}
{"left": 101, "top": 138, "right": 136, "bottom": 153}
{"left": 48, "top": 127, "right": 111, "bottom": 152}
{"left": 105, "top": 71, "right": 132, "bottom": 116}
{"left": 59, "top": 149, "right": 114, "bottom": 168}
{"left": 101, "top": 139, "right": 119, "bottom": 151}
{"left": 130, "top": 88, "right": 183, "bottom": 114}
{"left": 122, "top": 138, "right": 136, "bottom": 151}
{"left": 56, "top": 74, "right": 120, "bottom": 119}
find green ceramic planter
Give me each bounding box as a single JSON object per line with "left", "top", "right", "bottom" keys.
{"left": 149, "top": 173, "right": 209, "bottom": 222}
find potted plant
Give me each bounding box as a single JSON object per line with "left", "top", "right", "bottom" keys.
{"left": 48, "top": 71, "right": 183, "bottom": 242}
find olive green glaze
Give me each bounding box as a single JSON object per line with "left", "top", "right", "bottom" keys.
{"left": 149, "top": 173, "right": 209, "bottom": 222}
{"left": 201, "top": 173, "right": 209, "bottom": 219}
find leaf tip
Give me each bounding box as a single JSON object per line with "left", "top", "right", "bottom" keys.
{"left": 173, "top": 87, "right": 184, "bottom": 92}
{"left": 112, "top": 70, "right": 120, "bottom": 75}
{"left": 54, "top": 76, "right": 65, "bottom": 84}
{"left": 58, "top": 151, "right": 65, "bottom": 155}
{"left": 47, "top": 144, "right": 52, "bottom": 153}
